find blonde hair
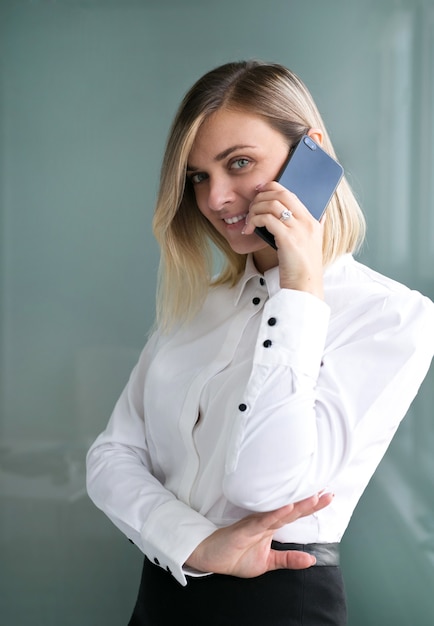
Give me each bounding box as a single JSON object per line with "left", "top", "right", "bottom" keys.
{"left": 153, "top": 60, "right": 366, "bottom": 330}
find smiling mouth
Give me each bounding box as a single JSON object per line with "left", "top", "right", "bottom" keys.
{"left": 223, "top": 213, "right": 247, "bottom": 225}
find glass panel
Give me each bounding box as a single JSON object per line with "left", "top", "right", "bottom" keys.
{"left": 1, "top": 1, "right": 433, "bottom": 625}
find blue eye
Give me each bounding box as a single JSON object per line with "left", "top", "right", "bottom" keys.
{"left": 231, "top": 158, "right": 250, "bottom": 170}
{"left": 189, "top": 172, "right": 208, "bottom": 185}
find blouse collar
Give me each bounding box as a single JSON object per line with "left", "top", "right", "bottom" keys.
{"left": 233, "top": 253, "right": 354, "bottom": 306}
{"left": 233, "top": 255, "right": 281, "bottom": 306}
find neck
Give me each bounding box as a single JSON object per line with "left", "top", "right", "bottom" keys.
{"left": 252, "top": 247, "right": 279, "bottom": 274}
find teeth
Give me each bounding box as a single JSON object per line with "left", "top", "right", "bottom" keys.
{"left": 224, "top": 214, "right": 247, "bottom": 225}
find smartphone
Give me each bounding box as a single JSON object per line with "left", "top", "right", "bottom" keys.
{"left": 254, "top": 135, "right": 344, "bottom": 249}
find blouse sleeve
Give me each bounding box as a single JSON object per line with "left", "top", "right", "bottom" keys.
{"left": 223, "top": 287, "right": 434, "bottom": 511}
{"left": 86, "top": 333, "right": 217, "bottom": 586}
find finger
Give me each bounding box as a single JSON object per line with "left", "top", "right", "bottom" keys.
{"left": 251, "top": 184, "right": 310, "bottom": 216}
{"left": 252, "top": 499, "right": 317, "bottom": 534}
{"left": 245, "top": 191, "right": 313, "bottom": 238}
{"left": 270, "top": 493, "right": 335, "bottom": 528}
{"left": 249, "top": 496, "right": 321, "bottom": 534}
{"left": 314, "top": 491, "right": 334, "bottom": 511}
{"left": 244, "top": 208, "right": 297, "bottom": 237}
{"left": 242, "top": 503, "right": 297, "bottom": 536}
{"left": 239, "top": 492, "right": 334, "bottom": 537}
{"left": 250, "top": 191, "right": 297, "bottom": 219}
{"left": 269, "top": 548, "right": 316, "bottom": 571}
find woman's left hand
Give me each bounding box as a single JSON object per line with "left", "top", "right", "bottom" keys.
{"left": 244, "top": 182, "right": 325, "bottom": 298}
{"left": 185, "top": 493, "right": 333, "bottom": 577}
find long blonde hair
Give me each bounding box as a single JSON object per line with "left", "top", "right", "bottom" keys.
{"left": 153, "top": 60, "right": 366, "bottom": 330}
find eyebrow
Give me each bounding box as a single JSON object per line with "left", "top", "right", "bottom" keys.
{"left": 187, "top": 144, "right": 256, "bottom": 171}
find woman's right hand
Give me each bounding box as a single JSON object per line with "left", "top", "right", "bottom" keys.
{"left": 244, "top": 181, "right": 326, "bottom": 299}
{"left": 185, "top": 493, "right": 333, "bottom": 578}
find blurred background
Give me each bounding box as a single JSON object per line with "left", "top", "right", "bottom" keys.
{"left": 1, "top": 0, "right": 433, "bottom": 624}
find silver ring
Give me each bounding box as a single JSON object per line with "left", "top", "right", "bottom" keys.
{"left": 280, "top": 209, "right": 293, "bottom": 222}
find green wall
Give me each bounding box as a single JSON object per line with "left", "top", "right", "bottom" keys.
{"left": 1, "top": 1, "right": 433, "bottom": 623}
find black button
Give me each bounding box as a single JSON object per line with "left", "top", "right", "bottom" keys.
{"left": 267, "top": 317, "right": 277, "bottom": 326}
{"left": 154, "top": 557, "right": 160, "bottom": 565}
{"left": 252, "top": 297, "right": 261, "bottom": 305}
{"left": 263, "top": 340, "right": 272, "bottom": 348}
{"left": 238, "top": 403, "right": 247, "bottom": 412}
{"left": 259, "top": 277, "right": 265, "bottom": 286}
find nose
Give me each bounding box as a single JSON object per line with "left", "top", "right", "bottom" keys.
{"left": 207, "top": 175, "right": 235, "bottom": 212}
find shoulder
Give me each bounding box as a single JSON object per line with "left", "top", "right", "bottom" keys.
{"left": 324, "top": 255, "right": 434, "bottom": 347}
{"left": 326, "top": 254, "right": 433, "bottom": 308}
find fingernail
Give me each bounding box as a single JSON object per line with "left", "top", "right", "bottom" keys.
{"left": 255, "top": 183, "right": 264, "bottom": 191}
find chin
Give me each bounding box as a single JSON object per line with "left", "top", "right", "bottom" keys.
{"left": 227, "top": 241, "right": 261, "bottom": 255}
{"left": 227, "top": 235, "right": 268, "bottom": 256}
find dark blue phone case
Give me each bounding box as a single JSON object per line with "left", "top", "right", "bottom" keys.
{"left": 255, "top": 135, "right": 344, "bottom": 249}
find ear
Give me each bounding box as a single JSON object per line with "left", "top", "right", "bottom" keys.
{"left": 307, "top": 128, "right": 323, "bottom": 146}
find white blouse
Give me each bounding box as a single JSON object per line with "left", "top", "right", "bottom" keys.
{"left": 86, "top": 254, "right": 434, "bottom": 586}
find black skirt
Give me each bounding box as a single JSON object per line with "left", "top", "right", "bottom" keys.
{"left": 128, "top": 556, "right": 347, "bottom": 625}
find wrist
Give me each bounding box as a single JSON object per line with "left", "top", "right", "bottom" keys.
{"left": 279, "top": 278, "right": 324, "bottom": 300}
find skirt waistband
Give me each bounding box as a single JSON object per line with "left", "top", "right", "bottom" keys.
{"left": 270, "top": 541, "right": 340, "bottom": 566}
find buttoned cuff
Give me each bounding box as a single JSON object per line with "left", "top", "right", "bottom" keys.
{"left": 140, "top": 499, "right": 218, "bottom": 586}
{"left": 255, "top": 289, "right": 330, "bottom": 378}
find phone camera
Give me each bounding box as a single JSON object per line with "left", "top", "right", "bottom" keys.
{"left": 303, "top": 136, "right": 317, "bottom": 151}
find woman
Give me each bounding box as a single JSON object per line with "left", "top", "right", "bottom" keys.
{"left": 86, "top": 61, "right": 434, "bottom": 625}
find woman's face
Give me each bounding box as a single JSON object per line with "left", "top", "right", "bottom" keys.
{"left": 187, "top": 108, "right": 289, "bottom": 259}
